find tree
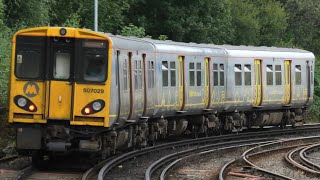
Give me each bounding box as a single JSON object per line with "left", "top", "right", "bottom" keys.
{"left": 284, "top": 0, "right": 320, "bottom": 54}
{"left": 230, "top": 0, "right": 260, "bottom": 45}
{"left": 4, "top": 0, "right": 51, "bottom": 29}
{"left": 126, "top": 0, "right": 234, "bottom": 44}
{"left": 50, "top": 0, "right": 130, "bottom": 33}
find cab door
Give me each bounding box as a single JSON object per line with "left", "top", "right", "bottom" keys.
{"left": 203, "top": 58, "right": 210, "bottom": 109}
{"left": 284, "top": 60, "right": 291, "bottom": 104}
{"left": 254, "top": 60, "right": 262, "bottom": 106}
{"left": 178, "top": 56, "right": 185, "bottom": 111}
{"left": 48, "top": 45, "right": 73, "bottom": 120}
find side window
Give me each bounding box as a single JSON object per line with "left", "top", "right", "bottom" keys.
{"left": 123, "top": 59, "right": 128, "bottom": 90}
{"left": 134, "top": 60, "right": 138, "bottom": 89}
{"left": 213, "top": 64, "right": 218, "bottom": 86}
{"left": 235, "top": 64, "right": 242, "bottom": 86}
{"left": 196, "top": 63, "right": 201, "bottom": 86}
{"left": 266, "top": 65, "right": 273, "bottom": 85}
{"left": 189, "top": 63, "right": 195, "bottom": 86}
{"left": 170, "top": 62, "right": 176, "bottom": 86}
{"left": 275, "top": 65, "right": 282, "bottom": 85}
{"left": 244, "top": 64, "right": 251, "bottom": 86}
{"left": 295, "top": 65, "right": 301, "bottom": 85}
{"left": 162, "top": 61, "right": 169, "bottom": 87}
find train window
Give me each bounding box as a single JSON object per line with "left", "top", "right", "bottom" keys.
{"left": 15, "top": 50, "right": 41, "bottom": 79}
{"left": 123, "top": 59, "right": 128, "bottom": 90}
{"left": 84, "top": 54, "right": 106, "bottom": 82}
{"left": 220, "top": 64, "right": 224, "bottom": 86}
{"left": 196, "top": 63, "right": 201, "bottom": 86}
{"left": 138, "top": 60, "right": 142, "bottom": 89}
{"left": 162, "top": 61, "right": 169, "bottom": 87}
{"left": 134, "top": 60, "right": 138, "bottom": 89}
{"left": 213, "top": 64, "right": 218, "bottom": 86}
{"left": 275, "top": 65, "right": 282, "bottom": 85}
{"left": 244, "top": 64, "right": 251, "bottom": 86}
{"left": 53, "top": 51, "right": 70, "bottom": 80}
{"left": 170, "top": 62, "right": 176, "bottom": 87}
{"left": 266, "top": 65, "right": 273, "bottom": 85}
{"left": 234, "top": 64, "right": 242, "bottom": 86}
{"left": 189, "top": 63, "right": 195, "bottom": 86}
{"left": 148, "top": 61, "right": 154, "bottom": 88}
{"left": 295, "top": 65, "right": 301, "bottom": 85}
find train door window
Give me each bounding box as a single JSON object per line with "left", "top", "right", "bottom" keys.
{"left": 123, "top": 59, "right": 128, "bottom": 90}
{"left": 53, "top": 51, "right": 70, "bottom": 80}
{"left": 15, "top": 50, "right": 41, "bottom": 79}
{"left": 189, "top": 63, "right": 195, "bottom": 86}
{"left": 196, "top": 63, "right": 202, "bottom": 86}
{"left": 170, "top": 62, "right": 176, "bottom": 86}
{"left": 134, "top": 60, "right": 138, "bottom": 89}
{"left": 213, "top": 64, "right": 218, "bottom": 86}
{"left": 295, "top": 65, "right": 301, "bottom": 85}
{"left": 138, "top": 60, "right": 142, "bottom": 89}
{"left": 275, "top": 65, "right": 282, "bottom": 85}
{"left": 220, "top": 64, "right": 224, "bottom": 86}
{"left": 266, "top": 65, "right": 273, "bottom": 85}
{"left": 116, "top": 51, "right": 120, "bottom": 86}
{"left": 244, "top": 64, "right": 251, "bottom": 86}
{"left": 148, "top": 61, "right": 155, "bottom": 88}
{"left": 162, "top": 61, "right": 169, "bottom": 87}
{"left": 234, "top": 64, "right": 242, "bottom": 86}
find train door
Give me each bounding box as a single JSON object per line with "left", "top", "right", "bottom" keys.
{"left": 48, "top": 47, "right": 73, "bottom": 120}
{"left": 284, "top": 60, "right": 291, "bottom": 104}
{"left": 204, "top": 58, "right": 210, "bottom": 109}
{"left": 254, "top": 60, "right": 262, "bottom": 106}
{"left": 178, "top": 56, "right": 185, "bottom": 111}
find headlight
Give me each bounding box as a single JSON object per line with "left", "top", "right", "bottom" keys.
{"left": 92, "top": 102, "right": 102, "bottom": 111}
{"left": 17, "top": 98, "right": 27, "bottom": 107}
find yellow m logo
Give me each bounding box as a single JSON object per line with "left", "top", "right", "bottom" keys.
{"left": 25, "top": 85, "right": 38, "bottom": 95}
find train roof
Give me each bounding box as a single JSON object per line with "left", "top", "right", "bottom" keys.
{"left": 106, "top": 33, "right": 315, "bottom": 59}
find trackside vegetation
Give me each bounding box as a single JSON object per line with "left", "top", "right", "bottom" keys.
{"left": 0, "top": 0, "right": 319, "bottom": 121}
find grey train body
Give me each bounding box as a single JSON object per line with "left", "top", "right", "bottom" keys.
{"left": 107, "top": 34, "right": 314, "bottom": 149}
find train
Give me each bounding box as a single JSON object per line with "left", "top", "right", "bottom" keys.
{"left": 8, "top": 27, "right": 314, "bottom": 161}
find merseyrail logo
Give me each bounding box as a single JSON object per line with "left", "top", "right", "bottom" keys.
{"left": 23, "top": 81, "right": 39, "bottom": 97}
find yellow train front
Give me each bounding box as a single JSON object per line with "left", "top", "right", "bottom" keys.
{"left": 9, "top": 27, "right": 113, "bottom": 157}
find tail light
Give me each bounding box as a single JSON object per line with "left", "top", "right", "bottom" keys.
{"left": 14, "top": 95, "right": 37, "bottom": 112}
{"left": 81, "top": 99, "right": 105, "bottom": 115}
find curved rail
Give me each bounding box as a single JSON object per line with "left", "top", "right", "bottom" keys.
{"left": 285, "top": 144, "right": 320, "bottom": 175}
{"left": 15, "top": 165, "right": 35, "bottom": 180}
{"left": 220, "top": 136, "right": 320, "bottom": 180}
{"left": 155, "top": 139, "right": 272, "bottom": 180}
{"left": 96, "top": 125, "right": 320, "bottom": 180}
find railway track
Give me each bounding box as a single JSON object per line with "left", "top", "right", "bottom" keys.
{"left": 285, "top": 143, "right": 320, "bottom": 176}
{"left": 81, "top": 124, "right": 320, "bottom": 180}
{"left": 219, "top": 136, "right": 320, "bottom": 180}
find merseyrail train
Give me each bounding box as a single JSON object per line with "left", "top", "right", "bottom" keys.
{"left": 9, "top": 27, "right": 314, "bottom": 160}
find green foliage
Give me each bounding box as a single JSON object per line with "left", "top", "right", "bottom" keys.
{"left": 4, "top": 0, "right": 51, "bottom": 28}
{"left": 119, "top": 24, "right": 146, "bottom": 38}
{"left": 126, "top": 0, "right": 234, "bottom": 44}
{"left": 62, "top": 11, "right": 81, "bottom": 28}
{"left": 50, "top": 0, "right": 130, "bottom": 32}
{"left": 230, "top": 0, "right": 260, "bottom": 45}
{"left": 158, "top": 35, "right": 168, "bottom": 41}
{"left": 284, "top": 0, "right": 320, "bottom": 55}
